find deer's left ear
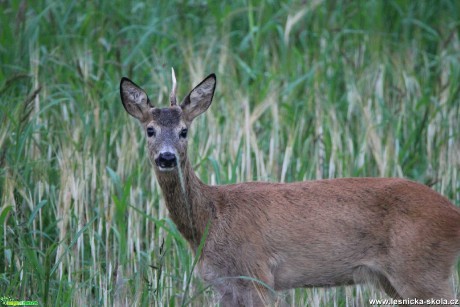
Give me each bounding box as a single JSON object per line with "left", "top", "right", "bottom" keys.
{"left": 120, "top": 77, "right": 153, "bottom": 121}
{"left": 180, "top": 74, "right": 216, "bottom": 123}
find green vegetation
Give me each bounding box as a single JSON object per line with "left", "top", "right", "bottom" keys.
{"left": 1, "top": 0, "right": 459, "bottom": 305}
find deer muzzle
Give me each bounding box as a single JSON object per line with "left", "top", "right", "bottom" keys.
{"left": 156, "top": 152, "right": 177, "bottom": 171}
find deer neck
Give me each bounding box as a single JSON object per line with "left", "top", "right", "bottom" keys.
{"left": 154, "top": 157, "right": 214, "bottom": 251}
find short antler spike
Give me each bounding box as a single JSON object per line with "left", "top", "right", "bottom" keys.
{"left": 170, "top": 68, "right": 177, "bottom": 106}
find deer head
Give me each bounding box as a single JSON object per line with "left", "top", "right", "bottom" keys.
{"left": 120, "top": 70, "right": 216, "bottom": 172}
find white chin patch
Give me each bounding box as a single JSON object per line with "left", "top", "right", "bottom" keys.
{"left": 158, "top": 166, "right": 176, "bottom": 172}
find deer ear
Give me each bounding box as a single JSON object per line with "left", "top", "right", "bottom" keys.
{"left": 120, "top": 77, "right": 153, "bottom": 121}
{"left": 180, "top": 74, "right": 216, "bottom": 122}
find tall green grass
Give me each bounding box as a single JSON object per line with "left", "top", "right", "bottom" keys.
{"left": 1, "top": 0, "right": 459, "bottom": 305}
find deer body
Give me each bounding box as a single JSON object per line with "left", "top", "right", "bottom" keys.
{"left": 120, "top": 73, "right": 460, "bottom": 306}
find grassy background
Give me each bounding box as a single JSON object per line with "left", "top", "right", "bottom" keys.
{"left": 1, "top": 0, "right": 460, "bottom": 305}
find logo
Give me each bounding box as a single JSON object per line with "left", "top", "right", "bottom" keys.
{"left": 0, "top": 296, "right": 39, "bottom": 306}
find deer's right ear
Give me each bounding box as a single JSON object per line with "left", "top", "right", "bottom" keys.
{"left": 120, "top": 77, "right": 153, "bottom": 120}
{"left": 180, "top": 74, "right": 216, "bottom": 123}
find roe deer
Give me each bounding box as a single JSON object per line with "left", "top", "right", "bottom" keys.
{"left": 120, "top": 71, "right": 460, "bottom": 306}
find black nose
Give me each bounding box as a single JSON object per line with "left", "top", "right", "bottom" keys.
{"left": 156, "top": 152, "right": 177, "bottom": 169}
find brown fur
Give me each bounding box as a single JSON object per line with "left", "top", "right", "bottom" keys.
{"left": 120, "top": 74, "right": 460, "bottom": 307}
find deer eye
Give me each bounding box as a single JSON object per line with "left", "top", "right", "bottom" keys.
{"left": 179, "top": 128, "right": 188, "bottom": 138}
{"left": 146, "top": 127, "right": 156, "bottom": 137}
